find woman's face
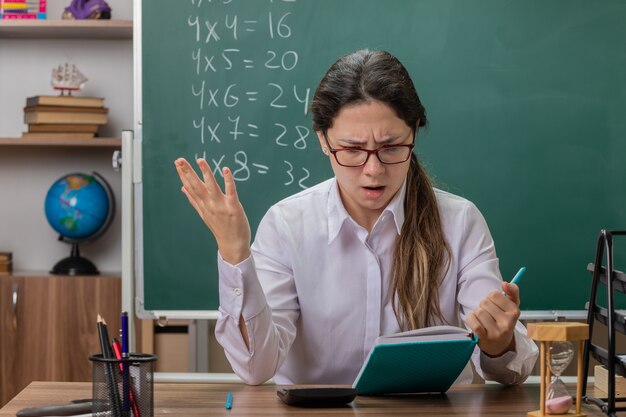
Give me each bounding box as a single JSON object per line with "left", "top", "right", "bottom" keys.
{"left": 316, "top": 100, "right": 415, "bottom": 230}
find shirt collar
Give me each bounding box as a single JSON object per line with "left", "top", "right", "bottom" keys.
{"left": 327, "top": 179, "right": 350, "bottom": 244}
{"left": 327, "top": 178, "right": 407, "bottom": 244}
{"left": 385, "top": 179, "right": 406, "bottom": 235}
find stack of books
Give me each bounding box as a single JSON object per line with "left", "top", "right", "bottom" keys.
{"left": 22, "top": 95, "right": 108, "bottom": 139}
{"left": 0, "top": 0, "right": 46, "bottom": 19}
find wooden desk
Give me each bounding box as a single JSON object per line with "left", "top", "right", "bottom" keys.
{"left": 0, "top": 381, "right": 607, "bottom": 416}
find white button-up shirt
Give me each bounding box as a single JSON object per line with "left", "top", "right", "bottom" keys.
{"left": 215, "top": 178, "right": 538, "bottom": 385}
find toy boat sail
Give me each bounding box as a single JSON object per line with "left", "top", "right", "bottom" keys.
{"left": 51, "top": 63, "right": 88, "bottom": 94}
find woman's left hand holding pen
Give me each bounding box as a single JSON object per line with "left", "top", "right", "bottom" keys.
{"left": 174, "top": 158, "right": 251, "bottom": 265}
{"left": 465, "top": 282, "right": 520, "bottom": 358}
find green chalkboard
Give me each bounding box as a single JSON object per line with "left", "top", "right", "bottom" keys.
{"left": 139, "top": 0, "right": 626, "bottom": 315}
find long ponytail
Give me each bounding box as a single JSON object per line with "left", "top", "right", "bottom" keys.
{"left": 391, "top": 154, "right": 451, "bottom": 329}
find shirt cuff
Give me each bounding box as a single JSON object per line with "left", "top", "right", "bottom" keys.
{"left": 480, "top": 348, "right": 517, "bottom": 374}
{"left": 217, "top": 252, "right": 267, "bottom": 321}
{"left": 480, "top": 327, "right": 539, "bottom": 383}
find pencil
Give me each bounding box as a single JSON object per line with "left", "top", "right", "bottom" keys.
{"left": 97, "top": 314, "right": 122, "bottom": 417}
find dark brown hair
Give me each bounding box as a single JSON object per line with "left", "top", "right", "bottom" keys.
{"left": 311, "top": 50, "right": 451, "bottom": 329}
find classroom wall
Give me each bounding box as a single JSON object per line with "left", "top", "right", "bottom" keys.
{"left": 0, "top": 0, "right": 132, "bottom": 273}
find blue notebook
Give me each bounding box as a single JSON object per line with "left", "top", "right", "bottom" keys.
{"left": 352, "top": 325, "right": 478, "bottom": 395}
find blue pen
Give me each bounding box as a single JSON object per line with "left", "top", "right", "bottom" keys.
{"left": 504, "top": 266, "right": 526, "bottom": 295}
{"left": 225, "top": 391, "right": 233, "bottom": 410}
{"left": 121, "top": 311, "right": 129, "bottom": 357}
{"left": 510, "top": 266, "right": 526, "bottom": 285}
{"left": 121, "top": 311, "right": 130, "bottom": 413}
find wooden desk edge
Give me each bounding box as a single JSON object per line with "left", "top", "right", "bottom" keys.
{"left": 0, "top": 381, "right": 610, "bottom": 417}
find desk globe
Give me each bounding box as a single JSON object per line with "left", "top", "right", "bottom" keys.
{"left": 44, "top": 172, "right": 115, "bottom": 275}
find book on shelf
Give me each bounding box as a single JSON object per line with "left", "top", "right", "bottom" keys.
{"left": 28, "top": 123, "right": 100, "bottom": 133}
{"left": 24, "top": 105, "right": 108, "bottom": 114}
{"left": 26, "top": 95, "right": 104, "bottom": 108}
{"left": 0, "top": 0, "right": 46, "bottom": 19}
{"left": 2, "top": 2, "right": 27, "bottom": 10}
{"left": 21, "top": 132, "right": 96, "bottom": 139}
{"left": 24, "top": 111, "right": 108, "bottom": 125}
{"left": 352, "top": 325, "right": 478, "bottom": 395}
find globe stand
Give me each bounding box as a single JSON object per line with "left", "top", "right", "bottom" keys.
{"left": 50, "top": 242, "right": 99, "bottom": 275}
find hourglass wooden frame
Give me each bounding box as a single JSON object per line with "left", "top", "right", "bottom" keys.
{"left": 527, "top": 322, "right": 589, "bottom": 417}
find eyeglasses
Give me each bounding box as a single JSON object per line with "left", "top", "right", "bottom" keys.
{"left": 322, "top": 132, "right": 414, "bottom": 167}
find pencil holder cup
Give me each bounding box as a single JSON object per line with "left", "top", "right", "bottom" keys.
{"left": 89, "top": 353, "right": 158, "bottom": 417}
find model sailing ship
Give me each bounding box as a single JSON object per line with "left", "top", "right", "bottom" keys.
{"left": 51, "top": 63, "right": 88, "bottom": 94}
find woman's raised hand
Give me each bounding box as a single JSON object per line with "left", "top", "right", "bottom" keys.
{"left": 175, "top": 157, "right": 251, "bottom": 265}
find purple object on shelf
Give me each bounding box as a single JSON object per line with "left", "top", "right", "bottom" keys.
{"left": 64, "top": 0, "right": 111, "bottom": 20}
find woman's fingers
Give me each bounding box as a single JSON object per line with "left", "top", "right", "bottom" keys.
{"left": 174, "top": 156, "right": 252, "bottom": 265}
{"left": 181, "top": 185, "right": 202, "bottom": 215}
{"left": 175, "top": 158, "right": 206, "bottom": 198}
{"left": 222, "top": 167, "right": 239, "bottom": 199}
{"left": 174, "top": 156, "right": 238, "bottom": 220}
{"left": 465, "top": 289, "right": 520, "bottom": 357}
{"left": 197, "top": 158, "right": 222, "bottom": 195}
{"left": 465, "top": 312, "right": 486, "bottom": 339}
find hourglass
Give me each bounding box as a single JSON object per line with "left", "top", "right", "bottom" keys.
{"left": 527, "top": 322, "right": 589, "bottom": 417}
{"left": 547, "top": 341, "right": 575, "bottom": 414}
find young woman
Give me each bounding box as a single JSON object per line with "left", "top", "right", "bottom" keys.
{"left": 175, "top": 49, "right": 538, "bottom": 386}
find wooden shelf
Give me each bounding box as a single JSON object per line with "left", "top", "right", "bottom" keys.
{"left": 0, "top": 20, "right": 132, "bottom": 39}
{"left": 0, "top": 137, "right": 121, "bottom": 148}
{"left": 3, "top": 271, "right": 120, "bottom": 278}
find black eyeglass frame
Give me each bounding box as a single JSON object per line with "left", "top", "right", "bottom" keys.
{"left": 322, "top": 131, "right": 415, "bottom": 167}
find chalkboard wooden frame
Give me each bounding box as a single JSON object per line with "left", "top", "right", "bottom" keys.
{"left": 134, "top": 0, "right": 626, "bottom": 319}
